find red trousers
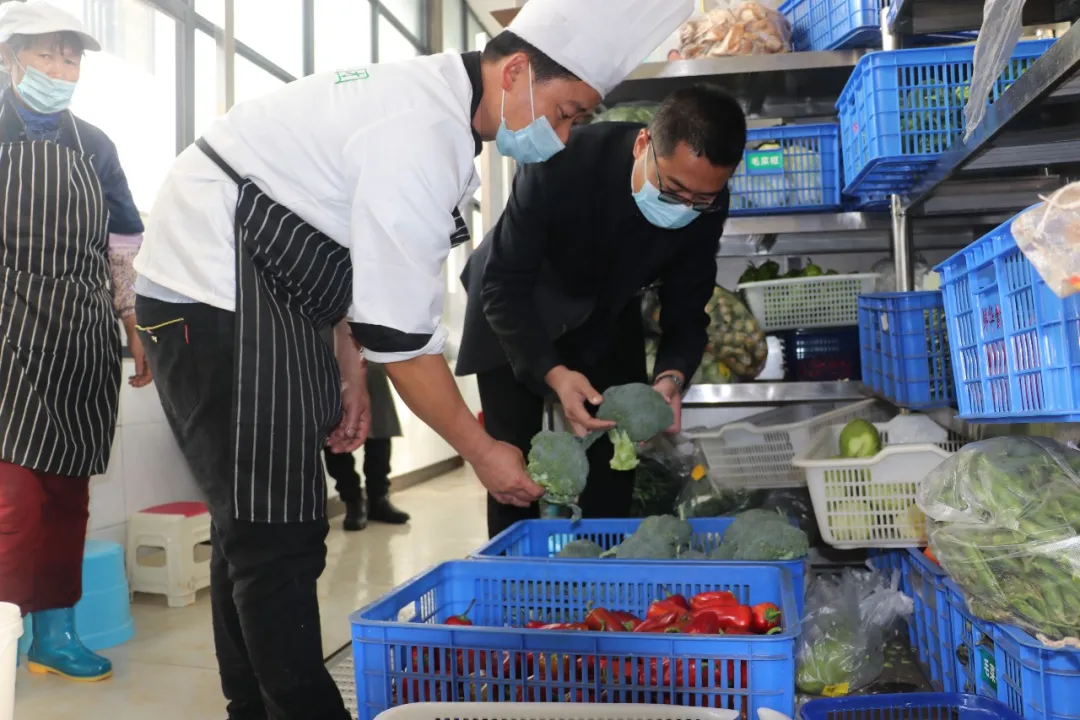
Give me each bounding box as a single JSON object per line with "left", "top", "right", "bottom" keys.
{"left": 0, "top": 461, "right": 89, "bottom": 614}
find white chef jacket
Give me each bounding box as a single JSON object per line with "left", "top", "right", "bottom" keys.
{"left": 135, "top": 52, "right": 481, "bottom": 363}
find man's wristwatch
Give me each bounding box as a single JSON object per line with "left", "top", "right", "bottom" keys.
{"left": 654, "top": 372, "right": 686, "bottom": 396}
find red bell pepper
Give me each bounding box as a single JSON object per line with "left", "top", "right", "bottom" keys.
{"left": 750, "top": 602, "right": 782, "bottom": 633}
{"left": 663, "top": 613, "right": 695, "bottom": 634}
{"left": 647, "top": 599, "right": 688, "bottom": 619}
{"left": 446, "top": 599, "right": 476, "bottom": 626}
{"left": 661, "top": 588, "right": 690, "bottom": 610}
{"left": 689, "top": 590, "right": 738, "bottom": 611}
{"left": 610, "top": 610, "right": 642, "bottom": 631}
{"left": 523, "top": 620, "right": 546, "bottom": 629}
{"left": 697, "top": 604, "right": 752, "bottom": 632}
{"left": 538, "top": 622, "right": 588, "bottom": 631}
{"left": 585, "top": 607, "right": 626, "bottom": 632}
{"left": 685, "top": 611, "right": 722, "bottom": 635}
{"left": 634, "top": 611, "right": 680, "bottom": 633}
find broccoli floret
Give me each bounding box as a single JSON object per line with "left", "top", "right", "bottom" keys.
{"left": 678, "top": 549, "right": 709, "bottom": 560}
{"left": 730, "top": 522, "right": 809, "bottom": 561}
{"left": 714, "top": 509, "right": 809, "bottom": 561}
{"left": 584, "top": 383, "right": 674, "bottom": 471}
{"left": 555, "top": 539, "right": 605, "bottom": 558}
{"left": 527, "top": 431, "right": 589, "bottom": 521}
{"left": 638, "top": 515, "right": 693, "bottom": 549}
{"left": 708, "top": 543, "right": 737, "bottom": 560}
{"left": 610, "top": 531, "right": 677, "bottom": 559}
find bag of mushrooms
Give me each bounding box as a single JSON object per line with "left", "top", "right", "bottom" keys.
{"left": 678, "top": 1, "right": 792, "bottom": 58}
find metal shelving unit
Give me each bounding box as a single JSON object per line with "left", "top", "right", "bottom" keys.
{"left": 605, "top": 4, "right": 1080, "bottom": 428}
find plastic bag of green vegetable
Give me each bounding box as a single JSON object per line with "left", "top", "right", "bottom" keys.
{"left": 796, "top": 567, "right": 913, "bottom": 696}
{"left": 706, "top": 286, "right": 768, "bottom": 379}
{"left": 916, "top": 436, "right": 1080, "bottom": 646}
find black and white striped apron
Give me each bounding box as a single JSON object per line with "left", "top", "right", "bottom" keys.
{"left": 196, "top": 139, "right": 353, "bottom": 524}
{"left": 0, "top": 111, "right": 119, "bottom": 478}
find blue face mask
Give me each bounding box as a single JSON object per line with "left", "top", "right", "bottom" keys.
{"left": 633, "top": 150, "right": 700, "bottom": 230}
{"left": 15, "top": 63, "right": 77, "bottom": 115}
{"left": 495, "top": 64, "right": 565, "bottom": 165}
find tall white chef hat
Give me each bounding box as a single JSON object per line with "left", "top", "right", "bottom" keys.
{"left": 0, "top": 1, "right": 101, "bottom": 53}
{"left": 508, "top": 0, "right": 694, "bottom": 97}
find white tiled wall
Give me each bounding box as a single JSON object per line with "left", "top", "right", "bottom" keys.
{"left": 87, "top": 360, "right": 203, "bottom": 549}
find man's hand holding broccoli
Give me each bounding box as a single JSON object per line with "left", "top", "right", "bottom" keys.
{"left": 545, "top": 365, "right": 617, "bottom": 437}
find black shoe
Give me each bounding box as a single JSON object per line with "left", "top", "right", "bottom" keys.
{"left": 368, "top": 496, "right": 410, "bottom": 525}
{"left": 343, "top": 498, "right": 368, "bottom": 532}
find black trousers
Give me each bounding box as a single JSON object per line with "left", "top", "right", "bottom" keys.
{"left": 136, "top": 296, "right": 349, "bottom": 720}
{"left": 323, "top": 439, "right": 391, "bottom": 504}
{"left": 478, "top": 304, "right": 648, "bottom": 539}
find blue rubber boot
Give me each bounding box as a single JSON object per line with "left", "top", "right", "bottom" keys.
{"left": 26, "top": 608, "right": 112, "bottom": 682}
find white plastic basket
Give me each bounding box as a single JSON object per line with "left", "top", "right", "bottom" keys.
{"left": 737, "top": 273, "right": 878, "bottom": 331}
{"left": 686, "top": 399, "right": 891, "bottom": 491}
{"left": 793, "top": 414, "right": 964, "bottom": 550}
{"left": 374, "top": 704, "right": 741, "bottom": 720}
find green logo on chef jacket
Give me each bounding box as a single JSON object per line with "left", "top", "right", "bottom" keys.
{"left": 745, "top": 149, "right": 784, "bottom": 175}
{"left": 335, "top": 68, "right": 370, "bottom": 84}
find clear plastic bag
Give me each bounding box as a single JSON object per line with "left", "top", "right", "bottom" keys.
{"left": 631, "top": 434, "right": 701, "bottom": 518}
{"left": 964, "top": 0, "right": 1026, "bottom": 140}
{"left": 1010, "top": 183, "right": 1080, "bottom": 299}
{"left": 796, "top": 567, "right": 913, "bottom": 696}
{"left": 678, "top": 1, "right": 792, "bottom": 58}
{"left": 916, "top": 436, "right": 1080, "bottom": 646}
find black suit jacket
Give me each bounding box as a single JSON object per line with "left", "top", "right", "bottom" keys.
{"left": 454, "top": 123, "right": 728, "bottom": 387}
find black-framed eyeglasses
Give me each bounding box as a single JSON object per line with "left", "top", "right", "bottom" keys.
{"left": 648, "top": 142, "right": 725, "bottom": 213}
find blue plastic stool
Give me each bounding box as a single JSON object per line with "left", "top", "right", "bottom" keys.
{"left": 18, "top": 540, "right": 135, "bottom": 653}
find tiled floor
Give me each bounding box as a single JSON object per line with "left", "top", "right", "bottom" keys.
{"left": 14, "top": 466, "right": 490, "bottom": 720}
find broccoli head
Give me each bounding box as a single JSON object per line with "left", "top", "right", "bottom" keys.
{"left": 730, "top": 522, "right": 809, "bottom": 560}
{"left": 587, "top": 383, "right": 674, "bottom": 471}
{"left": 555, "top": 539, "right": 605, "bottom": 558}
{"left": 638, "top": 515, "right": 693, "bottom": 549}
{"left": 714, "top": 509, "right": 809, "bottom": 561}
{"left": 527, "top": 431, "right": 589, "bottom": 520}
{"left": 609, "top": 531, "right": 677, "bottom": 559}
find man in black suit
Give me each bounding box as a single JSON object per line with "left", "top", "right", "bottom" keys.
{"left": 456, "top": 85, "right": 747, "bottom": 538}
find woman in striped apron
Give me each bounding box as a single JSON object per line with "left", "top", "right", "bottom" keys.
{"left": 0, "top": 3, "right": 150, "bottom": 682}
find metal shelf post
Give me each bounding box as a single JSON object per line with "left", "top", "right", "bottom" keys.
{"left": 891, "top": 194, "right": 914, "bottom": 291}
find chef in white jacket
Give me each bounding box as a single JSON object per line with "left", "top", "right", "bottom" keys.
{"left": 132, "top": 0, "right": 693, "bottom": 717}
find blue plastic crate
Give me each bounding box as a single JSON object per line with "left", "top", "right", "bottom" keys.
{"left": 995, "top": 623, "right": 1080, "bottom": 720}
{"left": 729, "top": 124, "right": 842, "bottom": 215}
{"left": 837, "top": 40, "right": 1054, "bottom": 204}
{"left": 946, "top": 578, "right": 1080, "bottom": 720}
{"left": 350, "top": 560, "right": 799, "bottom": 720}
{"left": 781, "top": 0, "right": 884, "bottom": 50}
{"left": 471, "top": 518, "right": 808, "bottom": 615}
{"left": 780, "top": 326, "right": 862, "bottom": 382}
{"left": 859, "top": 292, "right": 954, "bottom": 409}
{"left": 781, "top": 0, "right": 978, "bottom": 51}
{"left": 905, "top": 548, "right": 955, "bottom": 692}
{"left": 803, "top": 693, "right": 1025, "bottom": 720}
{"left": 934, "top": 208, "right": 1080, "bottom": 422}
{"left": 946, "top": 579, "right": 1001, "bottom": 699}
